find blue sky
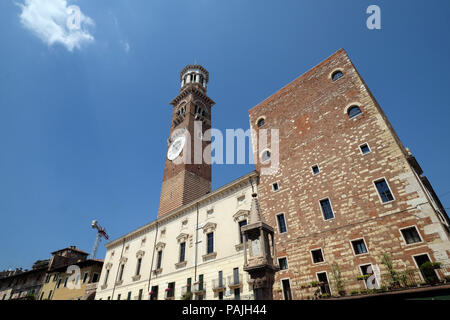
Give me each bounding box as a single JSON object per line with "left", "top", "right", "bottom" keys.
{"left": 0, "top": 0, "right": 449, "bottom": 270}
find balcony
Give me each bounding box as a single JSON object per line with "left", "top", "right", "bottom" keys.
{"left": 192, "top": 282, "right": 206, "bottom": 295}
{"left": 228, "top": 274, "right": 243, "bottom": 289}
{"left": 212, "top": 278, "right": 226, "bottom": 292}
{"left": 164, "top": 289, "right": 175, "bottom": 300}
{"left": 181, "top": 285, "right": 192, "bottom": 299}
{"left": 246, "top": 273, "right": 254, "bottom": 290}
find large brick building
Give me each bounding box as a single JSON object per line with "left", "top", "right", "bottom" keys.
{"left": 249, "top": 48, "right": 450, "bottom": 298}
{"left": 95, "top": 49, "right": 450, "bottom": 300}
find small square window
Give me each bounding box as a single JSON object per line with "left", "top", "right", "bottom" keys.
{"left": 312, "top": 165, "right": 320, "bottom": 175}
{"left": 278, "top": 257, "right": 288, "bottom": 270}
{"left": 272, "top": 182, "right": 279, "bottom": 192}
{"left": 401, "top": 227, "right": 422, "bottom": 244}
{"left": 360, "top": 143, "right": 371, "bottom": 155}
{"left": 207, "top": 209, "right": 214, "bottom": 215}
{"left": 311, "top": 249, "right": 324, "bottom": 263}
{"left": 351, "top": 239, "right": 368, "bottom": 255}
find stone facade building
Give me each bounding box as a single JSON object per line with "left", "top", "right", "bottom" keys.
{"left": 249, "top": 49, "right": 450, "bottom": 299}
{"left": 0, "top": 246, "right": 102, "bottom": 300}
{"left": 95, "top": 49, "right": 450, "bottom": 300}
{"left": 95, "top": 172, "right": 257, "bottom": 300}
{"left": 39, "top": 258, "right": 103, "bottom": 300}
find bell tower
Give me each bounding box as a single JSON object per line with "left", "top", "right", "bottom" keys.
{"left": 157, "top": 65, "right": 215, "bottom": 218}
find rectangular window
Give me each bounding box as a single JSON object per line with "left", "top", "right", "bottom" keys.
{"left": 401, "top": 227, "right": 422, "bottom": 244}
{"left": 136, "top": 258, "right": 142, "bottom": 275}
{"left": 138, "top": 289, "right": 143, "bottom": 300}
{"left": 167, "top": 282, "right": 175, "bottom": 298}
{"left": 199, "top": 274, "right": 204, "bottom": 291}
{"left": 360, "top": 264, "right": 378, "bottom": 288}
{"left": 311, "top": 249, "right": 324, "bottom": 263}
{"left": 352, "top": 239, "right": 368, "bottom": 255}
{"left": 238, "top": 220, "right": 248, "bottom": 243}
{"left": 156, "top": 251, "right": 163, "bottom": 269}
{"left": 272, "top": 182, "right": 279, "bottom": 192}
{"left": 45, "top": 275, "right": 51, "bottom": 283}
{"left": 119, "top": 264, "right": 125, "bottom": 281}
{"left": 359, "top": 143, "right": 371, "bottom": 155}
{"left": 278, "top": 257, "right": 288, "bottom": 270}
{"left": 82, "top": 272, "right": 89, "bottom": 284}
{"left": 276, "top": 213, "right": 287, "bottom": 233}
{"left": 317, "top": 272, "right": 331, "bottom": 295}
{"left": 117, "top": 294, "right": 121, "bottom": 300}
{"left": 150, "top": 286, "right": 158, "bottom": 300}
{"left": 375, "top": 179, "right": 394, "bottom": 203}
{"left": 414, "top": 254, "right": 439, "bottom": 283}
{"left": 127, "top": 291, "right": 131, "bottom": 300}
{"left": 312, "top": 165, "right": 320, "bottom": 175}
{"left": 320, "top": 198, "right": 335, "bottom": 220}
{"left": 187, "top": 278, "right": 192, "bottom": 293}
{"left": 56, "top": 279, "right": 62, "bottom": 289}
{"left": 233, "top": 267, "right": 240, "bottom": 285}
{"left": 92, "top": 273, "right": 99, "bottom": 283}
{"left": 218, "top": 271, "right": 223, "bottom": 288}
{"left": 179, "top": 242, "right": 186, "bottom": 262}
{"left": 207, "top": 232, "right": 214, "bottom": 254}
{"left": 281, "top": 279, "right": 292, "bottom": 300}
{"left": 48, "top": 290, "right": 53, "bottom": 299}
{"left": 234, "top": 288, "right": 241, "bottom": 300}
{"left": 218, "top": 291, "right": 223, "bottom": 300}
{"left": 53, "top": 274, "right": 58, "bottom": 282}
{"left": 64, "top": 277, "right": 68, "bottom": 287}
{"left": 104, "top": 270, "right": 110, "bottom": 285}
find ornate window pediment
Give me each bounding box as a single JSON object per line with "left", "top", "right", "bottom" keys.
{"left": 233, "top": 210, "right": 250, "bottom": 222}
{"left": 119, "top": 257, "right": 128, "bottom": 264}
{"left": 176, "top": 233, "right": 189, "bottom": 243}
{"left": 202, "top": 222, "right": 217, "bottom": 233}
{"left": 136, "top": 250, "right": 145, "bottom": 259}
{"left": 155, "top": 241, "right": 166, "bottom": 251}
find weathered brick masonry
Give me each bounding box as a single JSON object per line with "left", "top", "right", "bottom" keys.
{"left": 249, "top": 49, "right": 450, "bottom": 299}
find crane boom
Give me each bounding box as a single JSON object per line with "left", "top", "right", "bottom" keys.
{"left": 91, "top": 220, "right": 109, "bottom": 259}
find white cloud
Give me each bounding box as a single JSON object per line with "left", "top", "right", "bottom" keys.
{"left": 18, "top": 0, "right": 94, "bottom": 52}
{"left": 122, "top": 41, "right": 130, "bottom": 53}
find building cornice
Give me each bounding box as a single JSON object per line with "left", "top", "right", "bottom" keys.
{"left": 170, "top": 86, "right": 215, "bottom": 107}
{"left": 105, "top": 171, "right": 258, "bottom": 248}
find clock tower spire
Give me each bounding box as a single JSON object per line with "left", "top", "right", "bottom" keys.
{"left": 157, "top": 65, "right": 215, "bottom": 218}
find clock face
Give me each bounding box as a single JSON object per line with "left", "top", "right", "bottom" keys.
{"left": 167, "top": 136, "right": 186, "bottom": 161}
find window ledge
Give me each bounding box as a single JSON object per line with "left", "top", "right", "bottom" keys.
{"left": 100, "top": 284, "right": 108, "bottom": 290}
{"left": 153, "top": 268, "right": 163, "bottom": 275}
{"left": 175, "top": 261, "right": 187, "bottom": 269}
{"left": 115, "top": 280, "right": 123, "bottom": 286}
{"left": 235, "top": 243, "right": 244, "bottom": 251}
{"left": 132, "top": 275, "right": 141, "bottom": 282}
{"left": 202, "top": 252, "right": 217, "bottom": 261}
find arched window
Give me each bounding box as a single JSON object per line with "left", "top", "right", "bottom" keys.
{"left": 347, "top": 106, "right": 362, "bottom": 119}
{"left": 257, "top": 118, "right": 265, "bottom": 128}
{"left": 261, "top": 150, "right": 271, "bottom": 162}
{"left": 332, "top": 70, "right": 344, "bottom": 82}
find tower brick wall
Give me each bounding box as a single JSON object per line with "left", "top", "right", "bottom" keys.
{"left": 249, "top": 49, "right": 450, "bottom": 299}
{"left": 158, "top": 66, "right": 214, "bottom": 217}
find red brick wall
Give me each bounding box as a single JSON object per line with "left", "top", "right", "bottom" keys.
{"left": 158, "top": 84, "right": 213, "bottom": 217}
{"left": 249, "top": 49, "right": 450, "bottom": 299}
